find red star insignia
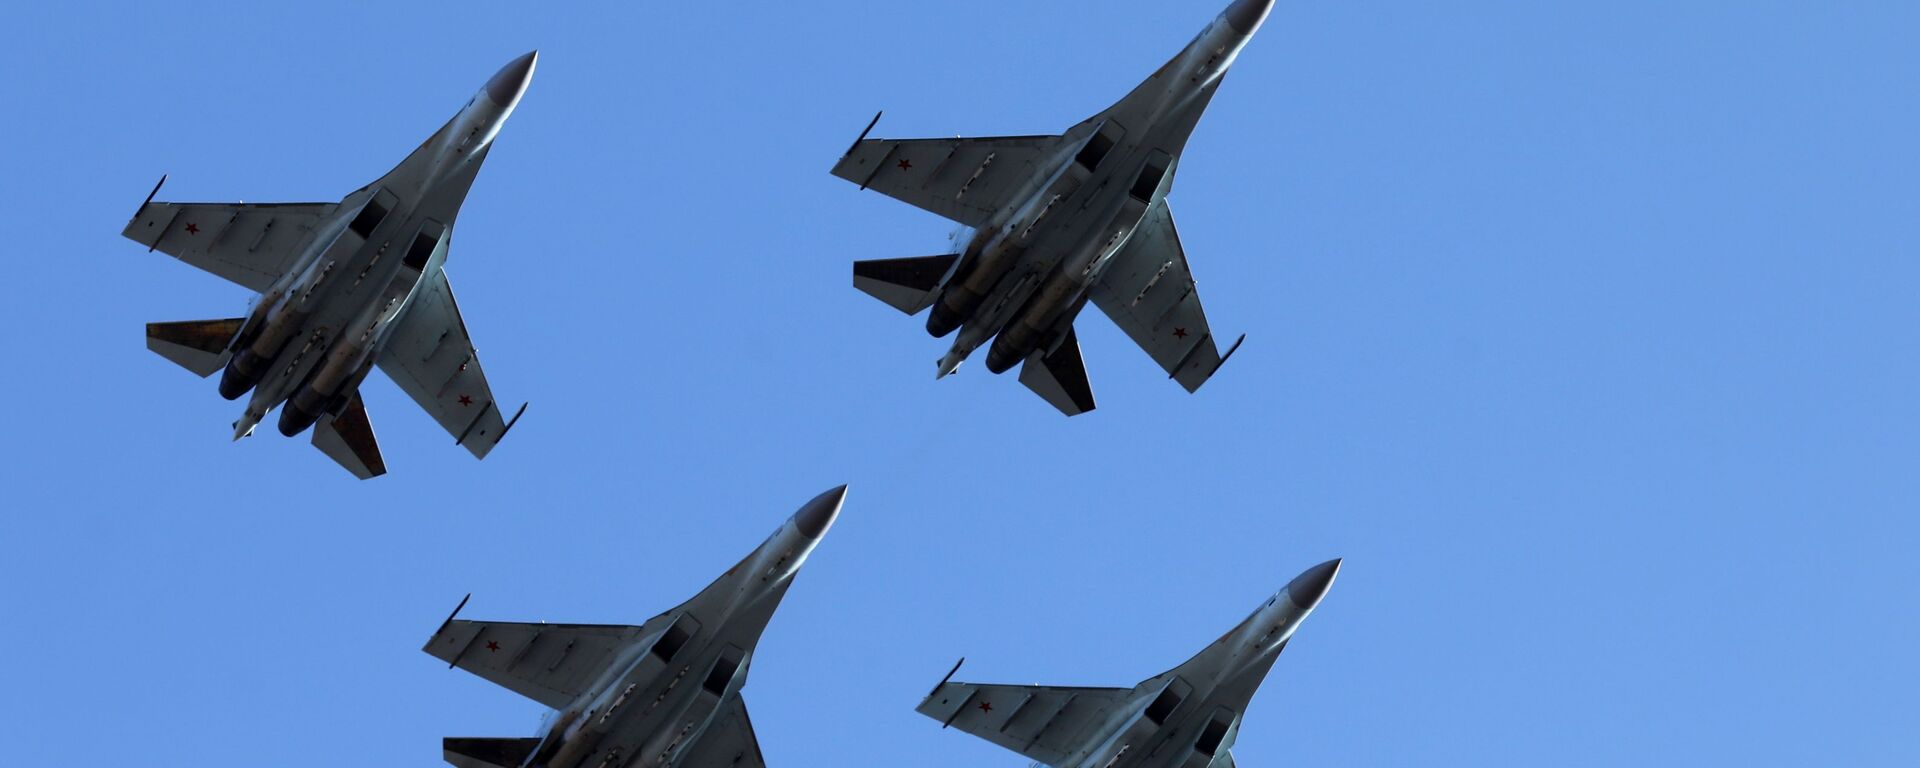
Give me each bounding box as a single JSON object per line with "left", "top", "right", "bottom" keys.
{"left": 897, "top": 158, "right": 913, "bottom": 171}
{"left": 977, "top": 700, "right": 993, "bottom": 714}
{"left": 184, "top": 223, "right": 200, "bottom": 235}
{"left": 1173, "top": 327, "right": 1189, "bottom": 339}
{"left": 458, "top": 395, "right": 473, "bottom": 406}
{"left": 485, "top": 640, "right": 500, "bottom": 652}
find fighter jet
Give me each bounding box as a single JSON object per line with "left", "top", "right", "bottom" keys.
{"left": 120, "top": 51, "right": 539, "bottom": 478}
{"left": 423, "top": 485, "right": 849, "bottom": 768}
{"left": 832, "top": 0, "right": 1277, "bottom": 416}
{"left": 917, "top": 557, "right": 1339, "bottom": 768}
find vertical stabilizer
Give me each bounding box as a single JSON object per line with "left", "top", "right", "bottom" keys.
{"left": 311, "top": 393, "right": 386, "bottom": 479}
{"left": 1017, "top": 327, "right": 1097, "bottom": 416}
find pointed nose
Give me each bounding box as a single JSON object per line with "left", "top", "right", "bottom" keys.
{"left": 1223, "top": 0, "right": 1274, "bottom": 34}
{"left": 1284, "top": 558, "right": 1341, "bottom": 610}
{"left": 792, "top": 484, "right": 848, "bottom": 539}
{"left": 484, "top": 50, "right": 538, "bottom": 106}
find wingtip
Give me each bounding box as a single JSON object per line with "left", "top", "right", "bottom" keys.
{"left": 928, "top": 656, "right": 966, "bottom": 699}
{"left": 436, "top": 592, "right": 472, "bottom": 636}
{"left": 1219, "top": 333, "right": 1247, "bottom": 367}
{"left": 497, "top": 402, "right": 529, "bottom": 443}
{"left": 137, "top": 173, "right": 167, "bottom": 214}
{"left": 845, "top": 110, "right": 884, "bottom": 157}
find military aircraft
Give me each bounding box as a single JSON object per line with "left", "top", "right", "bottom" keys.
{"left": 832, "top": 0, "right": 1277, "bottom": 416}
{"left": 424, "top": 485, "right": 849, "bottom": 768}
{"left": 120, "top": 51, "right": 539, "bottom": 478}
{"left": 917, "top": 557, "right": 1339, "bottom": 768}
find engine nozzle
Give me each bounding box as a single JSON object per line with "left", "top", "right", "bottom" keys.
{"left": 218, "top": 350, "right": 268, "bottom": 400}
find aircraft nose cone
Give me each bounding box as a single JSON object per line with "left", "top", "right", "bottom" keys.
{"left": 484, "top": 50, "right": 538, "bottom": 106}
{"left": 1223, "top": 0, "right": 1274, "bottom": 33}
{"left": 1284, "top": 558, "right": 1341, "bottom": 609}
{"left": 793, "top": 484, "right": 848, "bottom": 539}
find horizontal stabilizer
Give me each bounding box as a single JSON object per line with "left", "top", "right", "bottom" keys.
{"left": 853, "top": 254, "right": 958, "bottom": 315}
{"left": 1018, "top": 327, "right": 1096, "bottom": 416}
{"left": 312, "top": 393, "right": 386, "bottom": 479}
{"left": 146, "top": 318, "right": 242, "bottom": 377}
{"left": 443, "top": 737, "right": 541, "bottom": 768}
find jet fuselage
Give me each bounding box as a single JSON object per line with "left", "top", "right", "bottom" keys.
{"left": 218, "top": 52, "right": 536, "bottom": 439}
{"left": 929, "top": 0, "right": 1272, "bottom": 377}
{"left": 513, "top": 491, "right": 841, "bottom": 768}
{"left": 1068, "top": 558, "right": 1338, "bottom": 768}
{"left": 918, "top": 552, "right": 1335, "bottom": 768}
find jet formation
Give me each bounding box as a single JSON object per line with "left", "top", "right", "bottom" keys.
{"left": 919, "top": 558, "right": 1340, "bottom": 768}
{"left": 121, "top": 52, "right": 539, "bottom": 478}
{"left": 425, "top": 486, "right": 848, "bottom": 768}
{"left": 833, "top": 0, "right": 1275, "bottom": 415}
{"left": 107, "top": 2, "right": 1349, "bottom": 765}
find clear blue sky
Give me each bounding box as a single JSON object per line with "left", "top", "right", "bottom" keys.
{"left": 3, "top": 1, "right": 1917, "bottom": 765}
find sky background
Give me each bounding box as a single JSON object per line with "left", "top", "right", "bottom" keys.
{"left": 3, "top": 1, "right": 1918, "bottom": 765}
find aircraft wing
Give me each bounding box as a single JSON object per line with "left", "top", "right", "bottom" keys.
{"left": 1088, "top": 201, "right": 1241, "bottom": 392}
{"left": 675, "top": 695, "right": 767, "bottom": 768}
{"left": 122, "top": 197, "right": 336, "bottom": 293}
{"left": 832, "top": 134, "right": 1059, "bottom": 228}
{"left": 424, "top": 619, "right": 644, "bottom": 710}
{"left": 917, "top": 681, "right": 1134, "bottom": 766}
{"left": 378, "top": 269, "right": 522, "bottom": 460}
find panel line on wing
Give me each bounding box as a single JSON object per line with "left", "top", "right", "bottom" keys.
{"left": 148, "top": 207, "right": 182, "bottom": 252}
{"left": 247, "top": 216, "right": 276, "bottom": 252}
{"left": 507, "top": 629, "right": 543, "bottom": 670}
{"left": 944, "top": 688, "right": 982, "bottom": 728}
{"left": 1026, "top": 693, "right": 1079, "bottom": 750}
{"left": 1169, "top": 332, "right": 1213, "bottom": 377}
{"left": 209, "top": 208, "right": 242, "bottom": 248}
{"left": 449, "top": 628, "right": 484, "bottom": 669}
{"left": 455, "top": 399, "right": 498, "bottom": 446}
{"left": 859, "top": 142, "right": 899, "bottom": 190}
{"left": 1000, "top": 692, "right": 1037, "bottom": 733}
{"left": 923, "top": 143, "right": 961, "bottom": 188}
{"left": 546, "top": 639, "right": 576, "bottom": 672}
